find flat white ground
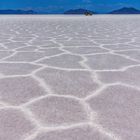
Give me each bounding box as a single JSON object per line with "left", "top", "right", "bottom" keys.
{"left": 0, "top": 15, "right": 140, "bottom": 140}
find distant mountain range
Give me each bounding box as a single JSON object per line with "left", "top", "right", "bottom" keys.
{"left": 0, "top": 7, "right": 140, "bottom": 14}
{"left": 64, "top": 7, "right": 140, "bottom": 15}
{"left": 0, "top": 10, "right": 37, "bottom": 14}
{"left": 109, "top": 7, "right": 140, "bottom": 14}
{"left": 64, "top": 9, "right": 96, "bottom": 14}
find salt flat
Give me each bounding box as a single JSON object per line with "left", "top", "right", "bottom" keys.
{"left": 0, "top": 15, "right": 140, "bottom": 140}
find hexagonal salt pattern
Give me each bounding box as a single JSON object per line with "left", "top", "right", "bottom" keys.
{"left": 97, "top": 66, "right": 140, "bottom": 88}
{"left": 86, "top": 54, "right": 138, "bottom": 70}
{"left": 0, "top": 63, "right": 40, "bottom": 75}
{"left": 87, "top": 85, "right": 140, "bottom": 140}
{"left": 28, "top": 96, "right": 88, "bottom": 127}
{"left": 38, "top": 54, "right": 84, "bottom": 69}
{"left": 115, "top": 50, "right": 140, "bottom": 61}
{"left": 0, "top": 76, "right": 47, "bottom": 105}
{"left": 0, "top": 15, "right": 140, "bottom": 140}
{"left": 36, "top": 68, "right": 99, "bottom": 98}
{"left": 64, "top": 46, "right": 108, "bottom": 54}
{"left": 32, "top": 125, "right": 111, "bottom": 140}
{"left": 0, "top": 108, "right": 35, "bottom": 140}
{"left": 0, "top": 51, "right": 13, "bottom": 59}
{"left": 103, "top": 44, "right": 139, "bottom": 51}
{"left": 5, "top": 52, "right": 48, "bottom": 62}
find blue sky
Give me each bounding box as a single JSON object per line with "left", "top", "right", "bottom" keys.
{"left": 0, "top": 0, "right": 140, "bottom": 13}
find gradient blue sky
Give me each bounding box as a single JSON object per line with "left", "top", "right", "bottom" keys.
{"left": 0, "top": 0, "right": 140, "bottom": 13}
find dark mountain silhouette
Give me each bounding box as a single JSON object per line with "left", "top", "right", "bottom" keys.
{"left": 64, "top": 9, "right": 96, "bottom": 14}
{"left": 1, "top": 7, "right": 140, "bottom": 15}
{"left": 0, "top": 10, "right": 37, "bottom": 14}
{"left": 109, "top": 7, "right": 140, "bottom": 14}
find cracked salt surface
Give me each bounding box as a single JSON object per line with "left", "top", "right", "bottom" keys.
{"left": 0, "top": 15, "right": 140, "bottom": 140}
